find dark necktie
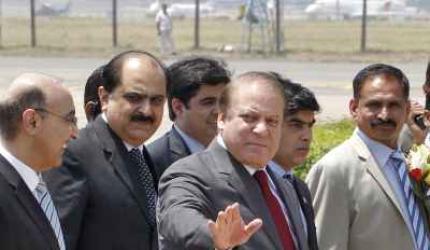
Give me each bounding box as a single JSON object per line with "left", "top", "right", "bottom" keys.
{"left": 254, "top": 170, "right": 296, "bottom": 250}
{"left": 391, "top": 151, "right": 429, "bottom": 250}
{"left": 129, "top": 148, "right": 157, "bottom": 227}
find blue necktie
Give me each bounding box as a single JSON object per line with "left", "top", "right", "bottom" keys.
{"left": 391, "top": 151, "right": 430, "bottom": 250}
{"left": 35, "top": 179, "right": 66, "bottom": 250}
{"left": 129, "top": 148, "right": 157, "bottom": 227}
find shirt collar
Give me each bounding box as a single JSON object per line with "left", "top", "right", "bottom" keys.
{"left": 0, "top": 140, "right": 40, "bottom": 193}
{"left": 216, "top": 134, "right": 263, "bottom": 175}
{"left": 356, "top": 128, "right": 399, "bottom": 168}
{"left": 268, "top": 160, "right": 293, "bottom": 179}
{"left": 174, "top": 125, "right": 205, "bottom": 154}
{"left": 101, "top": 113, "right": 144, "bottom": 152}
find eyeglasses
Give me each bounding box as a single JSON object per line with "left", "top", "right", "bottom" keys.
{"left": 34, "top": 108, "right": 78, "bottom": 126}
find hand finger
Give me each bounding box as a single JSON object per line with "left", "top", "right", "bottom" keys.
{"left": 244, "top": 218, "right": 263, "bottom": 238}
{"left": 230, "top": 203, "right": 241, "bottom": 223}
{"left": 208, "top": 220, "right": 217, "bottom": 235}
{"left": 217, "top": 210, "right": 227, "bottom": 226}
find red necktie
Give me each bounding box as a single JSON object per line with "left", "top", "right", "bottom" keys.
{"left": 254, "top": 170, "right": 296, "bottom": 250}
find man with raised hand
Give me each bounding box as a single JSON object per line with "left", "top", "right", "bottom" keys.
{"left": 158, "top": 72, "right": 308, "bottom": 250}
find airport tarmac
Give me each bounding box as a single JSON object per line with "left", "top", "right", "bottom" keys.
{"left": 0, "top": 56, "right": 427, "bottom": 142}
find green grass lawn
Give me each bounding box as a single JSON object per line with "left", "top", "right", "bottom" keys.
{"left": 294, "top": 118, "right": 355, "bottom": 179}
{"left": 0, "top": 17, "right": 429, "bottom": 58}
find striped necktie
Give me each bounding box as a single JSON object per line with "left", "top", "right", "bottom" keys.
{"left": 35, "top": 179, "right": 66, "bottom": 250}
{"left": 391, "top": 151, "right": 430, "bottom": 250}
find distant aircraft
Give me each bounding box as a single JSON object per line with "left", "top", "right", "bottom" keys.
{"left": 305, "top": 0, "right": 416, "bottom": 19}
{"left": 36, "top": 0, "right": 71, "bottom": 16}
{"left": 149, "top": 1, "right": 214, "bottom": 18}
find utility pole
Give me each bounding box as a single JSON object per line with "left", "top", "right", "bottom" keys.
{"left": 275, "top": 0, "right": 281, "bottom": 53}
{"left": 0, "top": 0, "right": 2, "bottom": 48}
{"left": 360, "top": 0, "right": 367, "bottom": 52}
{"left": 30, "top": 0, "right": 36, "bottom": 47}
{"left": 112, "top": 0, "right": 118, "bottom": 47}
{"left": 194, "top": 0, "right": 200, "bottom": 49}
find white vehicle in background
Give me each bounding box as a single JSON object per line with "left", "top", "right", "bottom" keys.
{"left": 305, "top": 0, "right": 416, "bottom": 20}
{"left": 149, "top": 1, "right": 214, "bottom": 18}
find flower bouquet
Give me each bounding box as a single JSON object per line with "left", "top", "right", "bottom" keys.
{"left": 406, "top": 144, "right": 430, "bottom": 222}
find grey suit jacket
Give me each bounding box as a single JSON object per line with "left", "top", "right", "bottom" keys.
{"left": 44, "top": 116, "right": 158, "bottom": 250}
{"left": 147, "top": 126, "right": 191, "bottom": 177}
{"left": 157, "top": 141, "right": 309, "bottom": 250}
{"left": 306, "top": 132, "right": 420, "bottom": 250}
{"left": 0, "top": 154, "right": 60, "bottom": 250}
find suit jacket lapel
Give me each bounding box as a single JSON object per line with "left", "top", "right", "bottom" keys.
{"left": 92, "top": 117, "right": 154, "bottom": 227}
{"left": 268, "top": 169, "right": 309, "bottom": 250}
{"left": 209, "top": 142, "right": 283, "bottom": 250}
{"left": 350, "top": 134, "right": 408, "bottom": 222}
{"left": 168, "top": 127, "right": 191, "bottom": 163}
{"left": 0, "top": 155, "right": 59, "bottom": 250}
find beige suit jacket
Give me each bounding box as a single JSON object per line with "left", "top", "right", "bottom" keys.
{"left": 306, "top": 132, "right": 416, "bottom": 250}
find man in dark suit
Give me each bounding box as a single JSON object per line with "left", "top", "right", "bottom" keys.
{"left": 45, "top": 50, "right": 168, "bottom": 250}
{"left": 0, "top": 73, "right": 77, "bottom": 250}
{"left": 158, "top": 72, "right": 308, "bottom": 250}
{"left": 269, "top": 76, "right": 320, "bottom": 250}
{"left": 148, "top": 56, "right": 230, "bottom": 174}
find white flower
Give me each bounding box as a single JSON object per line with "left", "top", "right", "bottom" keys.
{"left": 409, "top": 145, "right": 430, "bottom": 170}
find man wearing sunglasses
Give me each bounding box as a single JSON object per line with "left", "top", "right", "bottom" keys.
{"left": 0, "top": 73, "right": 77, "bottom": 250}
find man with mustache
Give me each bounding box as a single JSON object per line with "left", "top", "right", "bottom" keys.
{"left": 306, "top": 64, "right": 430, "bottom": 250}
{"left": 269, "top": 77, "right": 320, "bottom": 250}
{"left": 44, "top": 50, "right": 167, "bottom": 250}
{"left": 148, "top": 56, "right": 230, "bottom": 174}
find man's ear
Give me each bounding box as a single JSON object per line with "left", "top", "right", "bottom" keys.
{"left": 349, "top": 98, "right": 358, "bottom": 119}
{"left": 217, "top": 112, "right": 225, "bottom": 131}
{"left": 98, "top": 86, "right": 109, "bottom": 112}
{"left": 171, "top": 98, "right": 186, "bottom": 117}
{"left": 84, "top": 101, "right": 97, "bottom": 121}
{"left": 21, "top": 109, "right": 42, "bottom": 135}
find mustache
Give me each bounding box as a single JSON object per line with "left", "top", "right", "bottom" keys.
{"left": 130, "top": 113, "right": 154, "bottom": 123}
{"left": 370, "top": 118, "right": 397, "bottom": 128}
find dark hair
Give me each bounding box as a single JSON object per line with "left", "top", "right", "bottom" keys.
{"left": 84, "top": 65, "right": 104, "bottom": 119}
{"left": 218, "top": 71, "right": 285, "bottom": 114}
{"left": 102, "top": 50, "right": 168, "bottom": 94}
{"left": 353, "top": 63, "right": 409, "bottom": 99}
{"left": 167, "top": 56, "right": 231, "bottom": 120}
{"left": 0, "top": 87, "right": 46, "bottom": 140}
{"left": 274, "top": 77, "right": 320, "bottom": 116}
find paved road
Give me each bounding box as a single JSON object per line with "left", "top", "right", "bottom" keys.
{"left": 0, "top": 56, "right": 427, "bottom": 141}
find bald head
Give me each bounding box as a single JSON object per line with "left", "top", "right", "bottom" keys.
{"left": 102, "top": 50, "right": 167, "bottom": 94}
{"left": 0, "top": 73, "right": 72, "bottom": 140}
{"left": 218, "top": 71, "right": 286, "bottom": 115}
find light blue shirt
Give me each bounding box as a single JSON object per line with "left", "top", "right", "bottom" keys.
{"left": 357, "top": 129, "right": 417, "bottom": 249}
{"left": 269, "top": 161, "right": 308, "bottom": 238}
{"left": 174, "top": 125, "right": 205, "bottom": 154}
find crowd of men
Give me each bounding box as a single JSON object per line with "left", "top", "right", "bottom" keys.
{"left": 0, "top": 49, "right": 429, "bottom": 250}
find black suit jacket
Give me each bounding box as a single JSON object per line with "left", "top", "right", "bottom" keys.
{"left": 147, "top": 126, "right": 191, "bottom": 176}
{"left": 157, "top": 141, "right": 309, "bottom": 250}
{"left": 0, "top": 154, "right": 60, "bottom": 250}
{"left": 44, "top": 116, "right": 159, "bottom": 250}
{"left": 290, "top": 175, "right": 319, "bottom": 250}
